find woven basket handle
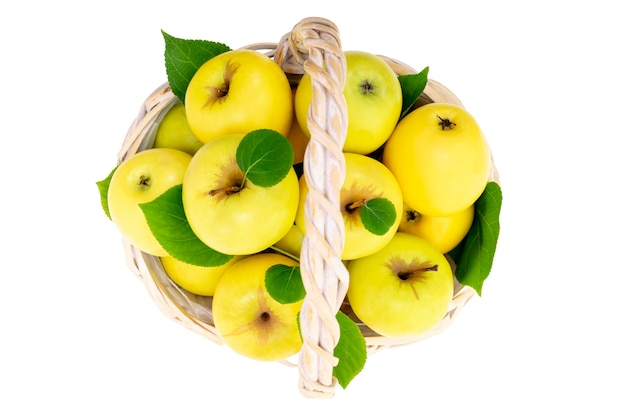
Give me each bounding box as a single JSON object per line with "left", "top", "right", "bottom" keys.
{"left": 277, "top": 17, "right": 349, "bottom": 398}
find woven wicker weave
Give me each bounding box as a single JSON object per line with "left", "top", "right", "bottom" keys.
{"left": 116, "top": 17, "right": 499, "bottom": 399}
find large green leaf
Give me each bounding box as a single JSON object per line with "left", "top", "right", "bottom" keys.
{"left": 449, "top": 182, "right": 502, "bottom": 295}
{"left": 162, "top": 30, "right": 231, "bottom": 103}
{"left": 140, "top": 185, "right": 233, "bottom": 267}
{"left": 96, "top": 166, "right": 116, "bottom": 220}
{"left": 333, "top": 311, "right": 367, "bottom": 389}
{"left": 398, "top": 66, "right": 429, "bottom": 119}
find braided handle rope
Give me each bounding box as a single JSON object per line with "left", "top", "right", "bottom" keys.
{"left": 277, "top": 17, "right": 350, "bottom": 398}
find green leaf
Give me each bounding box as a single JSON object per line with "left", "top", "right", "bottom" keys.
{"left": 96, "top": 166, "right": 116, "bottom": 220}
{"left": 265, "top": 264, "right": 305, "bottom": 304}
{"left": 236, "top": 129, "right": 294, "bottom": 188}
{"left": 139, "top": 185, "right": 234, "bottom": 267}
{"left": 333, "top": 311, "right": 367, "bottom": 389}
{"left": 449, "top": 182, "right": 502, "bottom": 295}
{"left": 162, "top": 30, "right": 231, "bottom": 103}
{"left": 398, "top": 66, "right": 429, "bottom": 119}
{"left": 360, "top": 197, "right": 397, "bottom": 236}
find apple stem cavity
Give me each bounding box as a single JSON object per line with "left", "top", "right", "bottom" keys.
{"left": 211, "top": 85, "right": 229, "bottom": 99}
{"left": 388, "top": 258, "right": 439, "bottom": 282}
{"left": 406, "top": 209, "right": 420, "bottom": 222}
{"left": 437, "top": 115, "right": 456, "bottom": 130}
{"left": 346, "top": 199, "right": 367, "bottom": 213}
{"left": 360, "top": 80, "right": 376, "bottom": 95}
{"left": 204, "top": 60, "right": 239, "bottom": 106}
{"left": 138, "top": 175, "right": 151, "bottom": 190}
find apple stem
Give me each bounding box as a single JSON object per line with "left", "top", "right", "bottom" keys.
{"left": 437, "top": 115, "right": 456, "bottom": 130}
{"left": 346, "top": 199, "right": 367, "bottom": 212}
{"left": 270, "top": 245, "right": 300, "bottom": 262}
{"left": 208, "top": 185, "right": 241, "bottom": 196}
{"left": 398, "top": 264, "right": 439, "bottom": 281}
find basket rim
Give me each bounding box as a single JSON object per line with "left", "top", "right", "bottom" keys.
{"left": 117, "top": 71, "right": 498, "bottom": 349}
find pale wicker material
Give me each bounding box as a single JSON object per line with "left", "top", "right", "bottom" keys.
{"left": 277, "top": 18, "right": 350, "bottom": 399}
{"left": 116, "top": 17, "right": 499, "bottom": 399}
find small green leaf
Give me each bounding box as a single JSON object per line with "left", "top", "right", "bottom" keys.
{"left": 265, "top": 264, "right": 305, "bottom": 304}
{"left": 96, "top": 166, "right": 116, "bottom": 220}
{"left": 398, "top": 66, "right": 429, "bottom": 119}
{"left": 140, "top": 185, "right": 234, "bottom": 267}
{"left": 162, "top": 30, "right": 231, "bottom": 103}
{"left": 360, "top": 197, "right": 397, "bottom": 236}
{"left": 236, "top": 129, "right": 294, "bottom": 187}
{"left": 333, "top": 311, "right": 367, "bottom": 389}
{"left": 449, "top": 182, "right": 502, "bottom": 295}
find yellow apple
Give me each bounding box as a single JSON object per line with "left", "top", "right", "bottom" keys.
{"left": 294, "top": 50, "right": 402, "bottom": 154}
{"left": 159, "top": 255, "right": 243, "bottom": 296}
{"left": 272, "top": 224, "right": 304, "bottom": 260}
{"left": 347, "top": 232, "right": 454, "bottom": 338}
{"left": 212, "top": 253, "right": 303, "bottom": 361}
{"left": 182, "top": 133, "right": 299, "bottom": 255}
{"left": 399, "top": 203, "right": 475, "bottom": 254}
{"left": 185, "top": 49, "right": 293, "bottom": 143}
{"left": 108, "top": 148, "right": 192, "bottom": 256}
{"left": 286, "top": 88, "right": 309, "bottom": 165}
{"left": 382, "top": 102, "right": 491, "bottom": 216}
{"left": 153, "top": 101, "right": 204, "bottom": 155}
{"left": 295, "top": 152, "right": 403, "bottom": 260}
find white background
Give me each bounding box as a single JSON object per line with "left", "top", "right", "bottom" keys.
{"left": 2, "top": 1, "right": 625, "bottom": 415}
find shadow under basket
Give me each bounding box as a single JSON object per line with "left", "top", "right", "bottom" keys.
{"left": 116, "top": 17, "right": 500, "bottom": 399}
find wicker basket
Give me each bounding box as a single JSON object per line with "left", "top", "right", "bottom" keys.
{"left": 116, "top": 17, "right": 499, "bottom": 399}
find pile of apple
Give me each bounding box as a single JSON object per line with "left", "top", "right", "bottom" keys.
{"left": 98, "top": 34, "right": 499, "bottom": 387}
